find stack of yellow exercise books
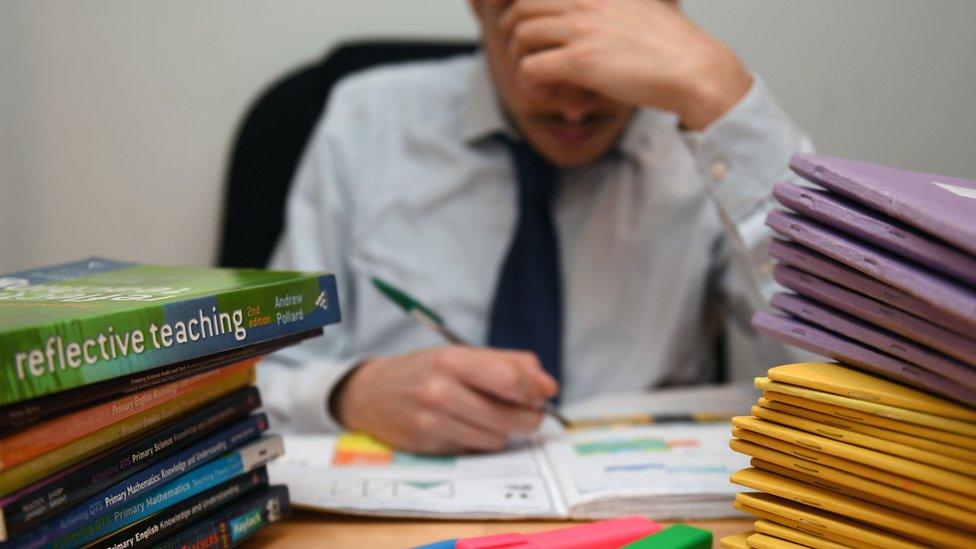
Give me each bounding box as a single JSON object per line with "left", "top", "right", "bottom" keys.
{"left": 720, "top": 362, "right": 976, "bottom": 548}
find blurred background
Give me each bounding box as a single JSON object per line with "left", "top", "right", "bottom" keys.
{"left": 2, "top": 0, "right": 975, "bottom": 273}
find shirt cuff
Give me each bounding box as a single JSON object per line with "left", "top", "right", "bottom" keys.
{"left": 682, "top": 76, "right": 800, "bottom": 220}
{"left": 257, "top": 353, "right": 368, "bottom": 433}
{"left": 318, "top": 354, "right": 372, "bottom": 432}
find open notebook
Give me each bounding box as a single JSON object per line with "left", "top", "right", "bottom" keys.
{"left": 268, "top": 384, "right": 755, "bottom": 520}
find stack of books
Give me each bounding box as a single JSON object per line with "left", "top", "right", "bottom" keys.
{"left": 0, "top": 258, "right": 340, "bottom": 548}
{"left": 720, "top": 154, "right": 976, "bottom": 548}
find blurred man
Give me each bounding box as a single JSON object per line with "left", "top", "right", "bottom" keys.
{"left": 258, "top": 0, "right": 810, "bottom": 453}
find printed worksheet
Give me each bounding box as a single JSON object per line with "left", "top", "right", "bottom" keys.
{"left": 270, "top": 432, "right": 565, "bottom": 518}
{"left": 268, "top": 384, "right": 754, "bottom": 519}
{"left": 542, "top": 424, "right": 747, "bottom": 519}
{"left": 270, "top": 424, "right": 747, "bottom": 519}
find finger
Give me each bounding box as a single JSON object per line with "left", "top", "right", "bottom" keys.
{"left": 481, "top": 0, "right": 513, "bottom": 18}
{"left": 378, "top": 429, "right": 466, "bottom": 456}
{"left": 519, "top": 46, "right": 593, "bottom": 89}
{"left": 447, "top": 351, "right": 540, "bottom": 405}
{"left": 442, "top": 382, "right": 546, "bottom": 435}
{"left": 491, "top": 349, "right": 559, "bottom": 399}
{"left": 509, "top": 15, "right": 575, "bottom": 61}
{"left": 416, "top": 371, "right": 542, "bottom": 434}
{"left": 432, "top": 347, "right": 556, "bottom": 405}
{"left": 420, "top": 411, "right": 510, "bottom": 453}
{"left": 499, "top": 0, "right": 574, "bottom": 37}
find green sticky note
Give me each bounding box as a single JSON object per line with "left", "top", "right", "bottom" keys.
{"left": 620, "top": 524, "right": 713, "bottom": 549}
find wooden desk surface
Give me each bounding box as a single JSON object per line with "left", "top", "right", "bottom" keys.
{"left": 250, "top": 510, "right": 751, "bottom": 548}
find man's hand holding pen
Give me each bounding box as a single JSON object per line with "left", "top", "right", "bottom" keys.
{"left": 333, "top": 346, "right": 558, "bottom": 455}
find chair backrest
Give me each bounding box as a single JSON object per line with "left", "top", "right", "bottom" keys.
{"left": 218, "top": 39, "right": 478, "bottom": 268}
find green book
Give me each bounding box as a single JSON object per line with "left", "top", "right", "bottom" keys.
{"left": 0, "top": 258, "right": 340, "bottom": 405}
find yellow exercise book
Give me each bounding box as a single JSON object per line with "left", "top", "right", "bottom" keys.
{"left": 767, "top": 363, "right": 976, "bottom": 421}
{"left": 750, "top": 404, "right": 976, "bottom": 475}
{"left": 754, "top": 378, "right": 976, "bottom": 437}
{"left": 762, "top": 390, "right": 976, "bottom": 450}
{"left": 745, "top": 532, "right": 804, "bottom": 549}
{"left": 729, "top": 438, "right": 976, "bottom": 529}
{"left": 731, "top": 468, "right": 976, "bottom": 548}
{"left": 719, "top": 532, "right": 752, "bottom": 549}
{"left": 753, "top": 519, "right": 853, "bottom": 549}
{"left": 751, "top": 458, "right": 975, "bottom": 532}
{"left": 731, "top": 417, "right": 976, "bottom": 495}
{"left": 757, "top": 397, "right": 976, "bottom": 461}
{"left": 731, "top": 426, "right": 976, "bottom": 512}
{"left": 733, "top": 492, "right": 924, "bottom": 549}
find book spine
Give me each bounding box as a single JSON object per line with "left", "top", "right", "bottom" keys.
{"left": 0, "top": 360, "right": 256, "bottom": 471}
{"left": 154, "top": 485, "right": 291, "bottom": 549}
{"left": 94, "top": 468, "right": 269, "bottom": 549}
{"left": 9, "top": 415, "right": 269, "bottom": 545}
{"left": 0, "top": 366, "right": 255, "bottom": 497}
{"left": 15, "top": 435, "right": 284, "bottom": 549}
{"left": 0, "top": 387, "right": 261, "bottom": 540}
{"left": 0, "top": 329, "right": 311, "bottom": 432}
{"left": 0, "top": 273, "right": 339, "bottom": 406}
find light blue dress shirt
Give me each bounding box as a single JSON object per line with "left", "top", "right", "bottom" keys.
{"left": 257, "top": 54, "right": 813, "bottom": 433}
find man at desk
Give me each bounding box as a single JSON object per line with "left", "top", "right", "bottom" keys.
{"left": 258, "top": 0, "right": 810, "bottom": 454}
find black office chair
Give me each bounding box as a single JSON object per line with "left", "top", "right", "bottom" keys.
{"left": 218, "top": 39, "right": 478, "bottom": 268}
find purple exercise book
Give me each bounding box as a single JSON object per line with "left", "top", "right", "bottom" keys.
{"left": 766, "top": 209, "right": 976, "bottom": 330}
{"left": 770, "top": 292, "right": 976, "bottom": 392}
{"left": 773, "top": 264, "right": 976, "bottom": 367}
{"left": 789, "top": 153, "right": 976, "bottom": 257}
{"left": 752, "top": 311, "right": 976, "bottom": 407}
{"left": 773, "top": 181, "right": 976, "bottom": 286}
{"left": 768, "top": 239, "right": 973, "bottom": 336}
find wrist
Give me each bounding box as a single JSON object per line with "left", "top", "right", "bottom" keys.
{"left": 328, "top": 358, "right": 374, "bottom": 430}
{"left": 676, "top": 52, "right": 752, "bottom": 131}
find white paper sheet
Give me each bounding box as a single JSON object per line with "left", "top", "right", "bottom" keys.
{"left": 269, "top": 384, "right": 754, "bottom": 520}
{"left": 540, "top": 423, "right": 749, "bottom": 519}
{"left": 269, "top": 434, "right": 565, "bottom": 518}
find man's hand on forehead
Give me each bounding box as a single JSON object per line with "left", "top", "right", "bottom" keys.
{"left": 487, "top": 0, "right": 751, "bottom": 131}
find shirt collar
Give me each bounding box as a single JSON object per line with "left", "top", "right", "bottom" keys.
{"left": 617, "top": 108, "right": 673, "bottom": 159}
{"left": 461, "top": 52, "right": 671, "bottom": 155}
{"left": 461, "top": 53, "right": 513, "bottom": 144}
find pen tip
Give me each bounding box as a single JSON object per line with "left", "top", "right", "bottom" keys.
{"left": 544, "top": 403, "right": 572, "bottom": 429}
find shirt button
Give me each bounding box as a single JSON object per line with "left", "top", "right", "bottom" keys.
{"left": 710, "top": 159, "right": 730, "bottom": 182}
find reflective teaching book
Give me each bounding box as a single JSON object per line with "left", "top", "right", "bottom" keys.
{"left": 0, "top": 257, "right": 339, "bottom": 406}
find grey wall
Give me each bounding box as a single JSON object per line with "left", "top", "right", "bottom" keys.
{"left": 686, "top": 0, "right": 976, "bottom": 178}
{"left": 0, "top": 0, "right": 477, "bottom": 272}
{"left": 2, "top": 1, "right": 974, "bottom": 272}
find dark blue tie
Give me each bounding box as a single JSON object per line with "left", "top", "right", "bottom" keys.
{"left": 487, "top": 138, "right": 563, "bottom": 388}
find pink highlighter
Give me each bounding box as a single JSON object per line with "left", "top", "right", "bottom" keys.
{"left": 446, "top": 517, "right": 661, "bottom": 549}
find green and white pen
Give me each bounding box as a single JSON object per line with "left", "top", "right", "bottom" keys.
{"left": 371, "top": 276, "right": 571, "bottom": 429}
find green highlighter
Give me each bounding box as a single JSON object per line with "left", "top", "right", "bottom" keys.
{"left": 620, "top": 524, "right": 713, "bottom": 549}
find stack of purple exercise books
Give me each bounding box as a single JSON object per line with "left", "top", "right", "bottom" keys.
{"left": 754, "top": 153, "right": 976, "bottom": 408}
